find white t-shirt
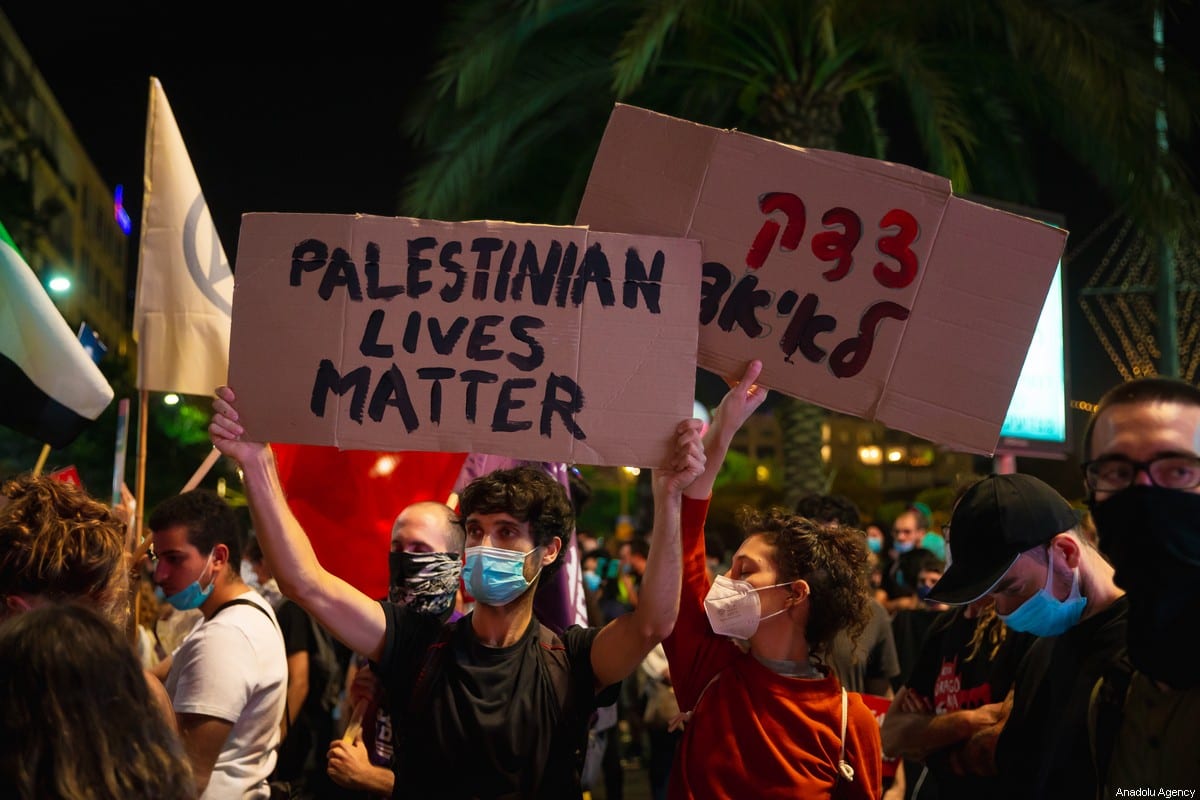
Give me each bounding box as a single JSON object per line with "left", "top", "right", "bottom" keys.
{"left": 166, "top": 590, "right": 288, "bottom": 800}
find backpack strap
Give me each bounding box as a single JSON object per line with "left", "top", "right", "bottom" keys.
{"left": 211, "top": 596, "right": 277, "bottom": 629}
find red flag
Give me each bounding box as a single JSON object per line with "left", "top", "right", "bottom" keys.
{"left": 48, "top": 465, "right": 83, "bottom": 489}
{"left": 272, "top": 445, "right": 467, "bottom": 599}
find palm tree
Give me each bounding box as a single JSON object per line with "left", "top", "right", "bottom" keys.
{"left": 401, "top": 0, "right": 1199, "bottom": 504}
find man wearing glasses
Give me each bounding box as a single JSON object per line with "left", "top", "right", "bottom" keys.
{"left": 925, "top": 473, "right": 1125, "bottom": 800}
{"left": 1083, "top": 378, "right": 1200, "bottom": 793}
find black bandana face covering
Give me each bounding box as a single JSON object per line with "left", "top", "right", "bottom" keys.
{"left": 1090, "top": 485, "right": 1200, "bottom": 688}
{"left": 388, "top": 551, "right": 462, "bottom": 617}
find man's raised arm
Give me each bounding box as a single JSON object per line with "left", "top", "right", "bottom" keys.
{"left": 210, "top": 386, "right": 388, "bottom": 661}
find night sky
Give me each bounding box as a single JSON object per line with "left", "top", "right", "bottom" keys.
{"left": 4, "top": 4, "right": 445, "bottom": 263}
{"left": 7, "top": 3, "right": 1197, "bottom": 465}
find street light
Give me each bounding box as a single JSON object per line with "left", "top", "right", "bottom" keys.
{"left": 47, "top": 275, "right": 71, "bottom": 293}
{"left": 163, "top": 393, "right": 180, "bottom": 406}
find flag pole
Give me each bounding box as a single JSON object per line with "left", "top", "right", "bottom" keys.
{"left": 134, "top": 388, "right": 149, "bottom": 553}
{"left": 31, "top": 443, "right": 51, "bottom": 476}
{"left": 181, "top": 446, "right": 221, "bottom": 493}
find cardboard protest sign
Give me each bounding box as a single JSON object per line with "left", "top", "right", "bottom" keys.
{"left": 227, "top": 213, "right": 701, "bottom": 467}
{"left": 576, "top": 105, "right": 1068, "bottom": 454}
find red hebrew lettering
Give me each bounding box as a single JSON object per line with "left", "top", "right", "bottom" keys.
{"left": 873, "top": 209, "right": 920, "bottom": 289}
{"left": 745, "top": 192, "right": 806, "bottom": 270}
{"left": 811, "top": 207, "right": 862, "bottom": 282}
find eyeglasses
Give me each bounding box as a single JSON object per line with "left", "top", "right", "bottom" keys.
{"left": 1081, "top": 454, "right": 1200, "bottom": 492}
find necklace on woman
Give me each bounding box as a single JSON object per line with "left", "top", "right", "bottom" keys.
{"left": 755, "top": 653, "right": 823, "bottom": 679}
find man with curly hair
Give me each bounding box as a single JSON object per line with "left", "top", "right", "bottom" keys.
{"left": 209, "top": 384, "right": 706, "bottom": 798}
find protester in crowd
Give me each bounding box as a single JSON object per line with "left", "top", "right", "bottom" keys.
{"left": 149, "top": 489, "right": 288, "bottom": 799}
{"left": 665, "top": 361, "right": 882, "bottom": 799}
{"left": 580, "top": 547, "right": 608, "bottom": 627}
{"left": 241, "top": 534, "right": 346, "bottom": 800}
{"left": 926, "top": 473, "right": 1126, "bottom": 799}
{"left": 0, "top": 474, "right": 176, "bottom": 730}
{"left": 242, "top": 534, "right": 285, "bottom": 609}
{"left": 1082, "top": 377, "right": 1200, "bottom": 791}
{"left": 325, "top": 500, "right": 464, "bottom": 798}
{"left": 882, "top": 476, "right": 1036, "bottom": 800}
{"left": 794, "top": 492, "right": 901, "bottom": 698}
{"left": 880, "top": 506, "right": 930, "bottom": 614}
{"left": 0, "top": 603, "right": 195, "bottom": 800}
{"left": 796, "top": 491, "right": 903, "bottom": 799}
{"left": 210, "top": 384, "right": 704, "bottom": 798}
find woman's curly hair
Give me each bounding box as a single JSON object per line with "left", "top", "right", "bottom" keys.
{"left": 737, "top": 506, "right": 872, "bottom": 657}
{"left": 0, "top": 476, "right": 128, "bottom": 627}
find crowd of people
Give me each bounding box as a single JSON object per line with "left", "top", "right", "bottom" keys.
{"left": 0, "top": 366, "right": 1197, "bottom": 799}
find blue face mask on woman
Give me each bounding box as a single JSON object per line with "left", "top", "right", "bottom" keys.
{"left": 164, "top": 552, "right": 215, "bottom": 611}
{"left": 998, "top": 549, "right": 1086, "bottom": 636}
{"left": 462, "top": 545, "right": 541, "bottom": 606}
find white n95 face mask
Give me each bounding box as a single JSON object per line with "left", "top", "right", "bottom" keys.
{"left": 703, "top": 575, "right": 793, "bottom": 640}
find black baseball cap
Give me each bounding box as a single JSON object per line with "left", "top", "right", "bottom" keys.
{"left": 928, "top": 474, "right": 1078, "bottom": 605}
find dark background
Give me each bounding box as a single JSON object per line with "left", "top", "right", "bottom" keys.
{"left": 4, "top": 3, "right": 447, "bottom": 263}
{"left": 7, "top": 2, "right": 1198, "bottom": 495}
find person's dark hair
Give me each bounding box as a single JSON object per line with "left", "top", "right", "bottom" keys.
{"left": 1082, "top": 377, "right": 1200, "bottom": 458}
{"left": 737, "top": 506, "right": 871, "bottom": 657}
{"left": 897, "top": 547, "right": 937, "bottom": 588}
{"left": 581, "top": 548, "right": 607, "bottom": 570}
{"left": 913, "top": 551, "right": 945, "bottom": 576}
{"left": 0, "top": 603, "right": 194, "bottom": 799}
{"left": 903, "top": 505, "right": 930, "bottom": 531}
{"left": 148, "top": 489, "right": 241, "bottom": 565}
{"left": 629, "top": 537, "right": 651, "bottom": 560}
{"left": 704, "top": 535, "right": 726, "bottom": 564}
{"left": 459, "top": 467, "right": 573, "bottom": 581}
{"left": 0, "top": 476, "right": 128, "bottom": 627}
{"left": 568, "top": 468, "right": 592, "bottom": 516}
{"left": 243, "top": 532, "right": 264, "bottom": 564}
{"left": 794, "top": 493, "right": 862, "bottom": 528}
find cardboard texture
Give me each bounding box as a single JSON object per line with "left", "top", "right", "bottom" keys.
{"left": 228, "top": 213, "right": 701, "bottom": 467}
{"left": 576, "top": 104, "right": 1068, "bottom": 454}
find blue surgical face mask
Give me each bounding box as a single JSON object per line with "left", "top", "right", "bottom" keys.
{"left": 583, "top": 571, "right": 601, "bottom": 592}
{"left": 998, "top": 549, "right": 1086, "bottom": 636}
{"left": 462, "top": 545, "right": 540, "bottom": 606}
{"left": 867, "top": 538, "right": 883, "bottom": 554}
{"left": 164, "top": 552, "right": 216, "bottom": 611}
{"left": 894, "top": 539, "right": 916, "bottom": 554}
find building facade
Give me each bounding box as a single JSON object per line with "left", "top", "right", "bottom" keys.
{"left": 0, "top": 9, "right": 130, "bottom": 357}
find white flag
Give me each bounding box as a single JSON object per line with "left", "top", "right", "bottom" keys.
{"left": 134, "top": 77, "right": 233, "bottom": 396}
{"left": 0, "top": 240, "right": 113, "bottom": 447}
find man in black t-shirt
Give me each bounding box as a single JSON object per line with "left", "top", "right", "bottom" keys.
{"left": 210, "top": 386, "right": 705, "bottom": 799}
{"left": 882, "top": 603, "right": 1034, "bottom": 799}
{"left": 925, "top": 473, "right": 1126, "bottom": 800}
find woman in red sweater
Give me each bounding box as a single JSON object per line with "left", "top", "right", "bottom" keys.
{"left": 663, "top": 360, "right": 882, "bottom": 800}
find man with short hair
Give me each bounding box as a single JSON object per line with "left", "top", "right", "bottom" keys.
{"left": 326, "top": 500, "right": 465, "bottom": 798}
{"left": 927, "top": 473, "right": 1125, "bottom": 800}
{"left": 1082, "top": 377, "right": 1200, "bottom": 791}
{"left": 150, "top": 489, "right": 288, "bottom": 799}
{"left": 209, "top": 385, "right": 704, "bottom": 798}
{"left": 880, "top": 507, "right": 929, "bottom": 614}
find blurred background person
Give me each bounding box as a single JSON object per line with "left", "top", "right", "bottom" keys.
{"left": 0, "top": 602, "right": 195, "bottom": 800}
